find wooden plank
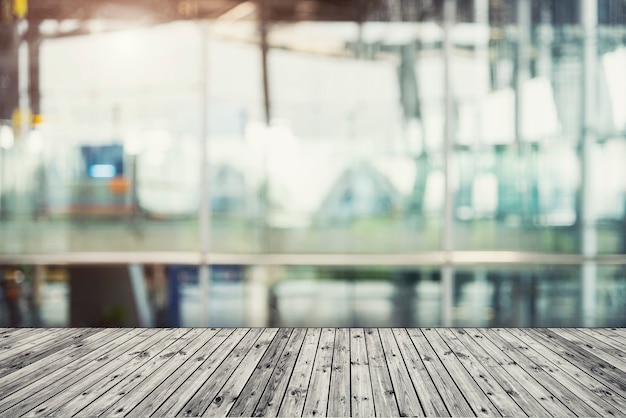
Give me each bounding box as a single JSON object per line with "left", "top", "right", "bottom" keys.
{"left": 390, "top": 329, "right": 448, "bottom": 417}
{"left": 0, "top": 328, "right": 78, "bottom": 366}
{"left": 349, "top": 328, "right": 375, "bottom": 417}
{"left": 253, "top": 328, "right": 307, "bottom": 417}
{"left": 592, "top": 328, "right": 626, "bottom": 346}
{"left": 363, "top": 328, "right": 400, "bottom": 417}
{"left": 528, "top": 328, "right": 626, "bottom": 395}
{"left": 196, "top": 328, "right": 281, "bottom": 417}
{"left": 94, "top": 328, "right": 219, "bottom": 417}
{"left": 494, "top": 328, "right": 623, "bottom": 416}
{"left": 226, "top": 328, "right": 293, "bottom": 417}
{"left": 327, "top": 327, "right": 351, "bottom": 417}
{"left": 4, "top": 327, "right": 624, "bottom": 418}
{"left": 556, "top": 328, "right": 626, "bottom": 372}
{"left": 405, "top": 328, "right": 475, "bottom": 417}
{"left": 480, "top": 329, "right": 603, "bottom": 417}
{"left": 151, "top": 328, "right": 263, "bottom": 417}
{"left": 0, "top": 328, "right": 154, "bottom": 416}
{"left": 460, "top": 329, "right": 573, "bottom": 416}
{"left": 31, "top": 328, "right": 208, "bottom": 417}
{"left": 75, "top": 328, "right": 202, "bottom": 417}
{"left": 0, "top": 328, "right": 60, "bottom": 347}
{"left": 421, "top": 328, "right": 500, "bottom": 416}
{"left": 301, "top": 328, "right": 335, "bottom": 417}
{"left": 507, "top": 328, "right": 626, "bottom": 413}
{"left": 126, "top": 328, "right": 245, "bottom": 417}
{"left": 0, "top": 328, "right": 62, "bottom": 353}
{"left": 436, "top": 328, "right": 526, "bottom": 417}
{"left": 0, "top": 328, "right": 128, "bottom": 397}
{"left": 23, "top": 327, "right": 180, "bottom": 416}
{"left": 0, "top": 328, "right": 74, "bottom": 363}
{"left": 166, "top": 328, "right": 270, "bottom": 416}
{"left": 450, "top": 329, "right": 551, "bottom": 417}
{"left": 278, "top": 328, "right": 321, "bottom": 417}
{"left": 0, "top": 328, "right": 101, "bottom": 374}
{"left": 578, "top": 328, "right": 626, "bottom": 353}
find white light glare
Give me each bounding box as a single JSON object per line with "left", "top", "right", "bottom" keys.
{"left": 0, "top": 125, "right": 14, "bottom": 149}
{"left": 28, "top": 129, "right": 44, "bottom": 154}
{"left": 90, "top": 164, "right": 116, "bottom": 178}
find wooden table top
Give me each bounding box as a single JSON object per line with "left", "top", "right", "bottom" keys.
{"left": 0, "top": 327, "right": 624, "bottom": 417}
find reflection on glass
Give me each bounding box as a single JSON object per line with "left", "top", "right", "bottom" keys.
{"left": 0, "top": 2, "right": 623, "bottom": 255}
{"left": 0, "top": 1, "right": 625, "bottom": 328}
{"left": 2, "top": 263, "right": 624, "bottom": 328}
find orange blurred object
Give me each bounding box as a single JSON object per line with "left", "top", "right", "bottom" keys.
{"left": 108, "top": 176, "right": 130, "bottom": 194}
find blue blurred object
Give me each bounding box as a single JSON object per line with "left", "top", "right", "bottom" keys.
{"left": 81, "top": 144, "right": 125, "bottom": 179}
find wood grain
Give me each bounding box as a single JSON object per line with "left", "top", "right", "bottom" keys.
{"left": 301, "top": 328, "right": 335, "bottom": 417}
{"left": 126, "top": 328, "right": 242, "bottom": 417}
{"left": 153, "top": 328, "right": 263, "bottom": 417}
{"left": 349, "top": 328, "right": 375, "bottom": 417}
{"left": 391, "top": 328, "right": 448, "bottom": 417}
{"left": 0, "top": 327, "right": 623, "bottom": 417}
{"left": 327, "top": 328, "right": 351, "bottom": 417}
{"left": 462, "top": 328, "right": 573, "bottom": 417}
{"left": 278, "top": 328, "right": 321, "bottom": 417}
{"left": 482, "top": 328, "right": 602, "bottom": 417}
{"left": 253, "top": 328, "right": 307, "bottom": 417}
{"left": 363, "top": 328, "right": 400, "bottom": 417}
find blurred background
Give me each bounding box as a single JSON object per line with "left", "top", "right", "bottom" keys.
{"left": 0, "top": 0, "right": 624, "bottom": 328}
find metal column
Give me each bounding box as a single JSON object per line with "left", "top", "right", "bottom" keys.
{"left": 515, "top": 0, "right": 531, "bottom": 221}
{"left": 516, "top": 0, "right": 533, "bottom": 326}
{"left": 581, "top": 0, "right": 598, "bottom": 327}
{"left": 441, "top": 0, "right": 456, "bottom": 327}
{"left": 198, "top": 20, "right": 211, "bottom": 327}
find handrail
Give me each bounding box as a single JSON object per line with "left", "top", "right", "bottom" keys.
{"left": 1, "top": 251, "right": 626, "bottom": 266}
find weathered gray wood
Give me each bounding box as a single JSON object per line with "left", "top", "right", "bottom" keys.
{"left": 0, "top": 328, "right": 61, "bottom": 348}
{"left": 0, "top": 328, "right": 153, "bottom": 416}
{"left": 301, "top": 328, "right": 335, "bottom": 417}
{"left": 590, "top": 328, "right": 626, "bottom": 347}
{"left": 577, "top": 328, "right": 626, "bottom": 354}
{"left": 436, "top": 328, "right": 526, "bottom": 417}
{"left": 481, "top": 328, "right": 602, "bottom": 417}
{"left": 198, "top": 328, "right": 280, "bottom": 417}
{"left": 391, "top": 328, "right": 448, "bottom": 417}
{"left": 0, "top": 328, "right": 73, "bottom": 363}
{"left": 125, "top": 328, "right": 243, "bottom": 417}
{"left": 450, "top": 329, "right": 551, "bottom": 417}
{"left": 253, "top": 328, "right": 307, "bottom": 417}
{"left": 97, "top": 328, "right": 218, "bottom": 417}
{"left": 161, "top": 328, "right": 265, "bottom": 417}
{"left": 0, "top": 328, "right": 62, "bottom": 353}
{"left": 363, "top": 328, "right": 400, "bottom": 417}
{"left": 462, "top": 329, "right": 573, "bottom": 416}
{"left": 349, "top": 328, "right": 375, "bottom": 417}
{"left": 75, "top": 328, "right": 199, "bottom": 417}
{"left": 0, "top": 328, "right": 128, "bottom": 398}
{"left": 152, "top": 328, "right": 262, "bottom": 417}
{"left": 494, "top": 328, "right": 623, "bottom": 416}
{"left": 507, "top": 328, "right": 626, "bottom": 413}
{"left": 327, "top": 328, "right": 351, "bottom": 417}
{"left": 528, "top": 328, "right": 626, "bottom": 395}
{"left": 0, "top": 328, "right": 101, "bottom": 375}
{"left": 421, "top": 328, "right": 500, "bottom": 416}
{"left": 54, "top": 330, "right": 214, "bottom": 416}
{"left": 555, "top": 328, "right": 626, "bottom": 372}
{"left": 26, "top": 328, "right": 182, "bottom": 417}
{"left": 1, "top": 327, "right": 624, "bottom": 417}
{"left": 405, "top": 328, "right": 475, "bottom": 417}
{"left": 278, "top": 328, "right": 321, "bottom": 417}
{"left": 227, "top": 328, "right": 293, "bottom": 417}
